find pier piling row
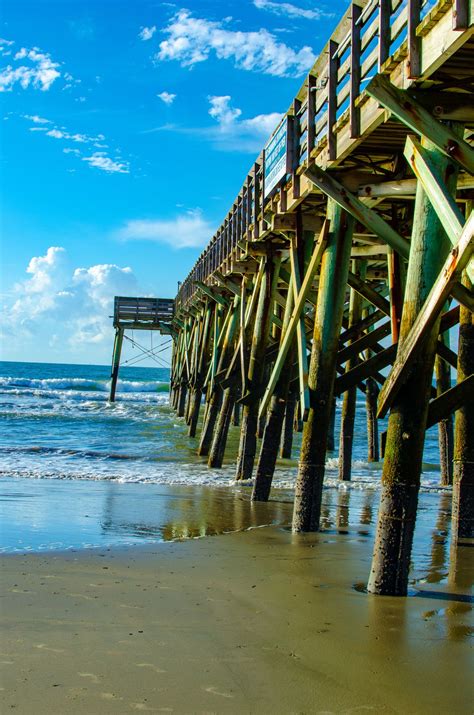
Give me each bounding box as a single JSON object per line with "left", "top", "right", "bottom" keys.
{"left": 117, "top": 0, "right": 474, "bottom": 596}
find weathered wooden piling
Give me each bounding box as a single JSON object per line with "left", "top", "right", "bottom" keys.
{"left": 435, "top": 330, "right": 454, "bottom": 485}
{"left": 280, "top": 390, "right": 296, "bottom": 459}
{"left": 452, "top": 273, "right": 474, "bottom": 540}
{"left": 236, "top": 254, "right": 281, "bottom": 481}
{"left": 368, "top": 137, "right": 459, "bottom": 596}
{"left": 252, "top": 273, "right": 295, "bottom": 500}
{"left": 339, "top": 261, "right": 365, "bottom": 481}
{"left": 293, "top": 201, "right": 354, "bottom": 531}
{"left": 109, "top": 328, "right": 124, "bottom": 402}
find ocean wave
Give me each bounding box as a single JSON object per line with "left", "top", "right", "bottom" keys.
{"left": 0, "top": 461, "right": 448, "bottom": 494}
{"left": 0, "top": 376, "right": 169, "bottom": 394}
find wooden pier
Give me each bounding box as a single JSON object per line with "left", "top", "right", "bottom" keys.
{"left": 157, "top": 0, "right": 472, "bottom": 595}
{"left": 109, "top": 296, "right": 174, "bottom": 401}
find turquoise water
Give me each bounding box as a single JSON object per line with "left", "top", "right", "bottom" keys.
{"left": 0, "top": 361, "right": 448, "bottom": 554}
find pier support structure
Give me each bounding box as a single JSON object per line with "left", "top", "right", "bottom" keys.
{"left": 292, "top": 200, "right": 354, "bottom": 531}
{"left": 164, "top": 0, "right": 473, "bottom": 598}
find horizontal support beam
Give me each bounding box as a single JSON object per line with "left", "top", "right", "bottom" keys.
{"left": 338, "top": 320, "right": 392, "bottom": 364}
{"left": 426, "top": 375, "right": 474, "bottom": 430}
{"left": 366, "top": 76, "right": 474, "bottom": 175}
{"left": 335, "top": 344, "right": 397, "bottom": 396}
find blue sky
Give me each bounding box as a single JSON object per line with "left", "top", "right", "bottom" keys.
{"left": 1, "top": 0, "right": 346, "bottom": 366}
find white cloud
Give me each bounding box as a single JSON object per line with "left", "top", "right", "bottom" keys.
{"left": 118, "top": 209, "right": 213, "bottom": 248}
{"left": 157, "top": 90, "right": 176, "bottom": 104}
{"left": 156, "top": 9, "right": 316, "bottom": 77}
{"left": 22, "top": 114, "right": 128, "bottom": 174}
{"left": 139, "top": 25, "right": 157, "bottom": 41}
{"left": 207, "top": 95, "right": 282, "bottom": 151}
{"left": 82, "top": 152, "right": 130, "bottom": 174}
{"left": 46, "top": 128, "right": 65, "bottom": 139}
{"left": 253, "top": 0, "right": 330, "bottom": 20}
{"left": 4, "top": 247, "right": 140, "bottom": 350}
{"left": 208, "top": 95, "right": 241, "bottom": 124}
{"left": 23, "top": 114, "right": 51, "bottom": 124}
{"left": 0, "top": 45, "right": 62, "bottom": 92}
{"left": 148, "top": 96, "right": 281, "bottom": 153}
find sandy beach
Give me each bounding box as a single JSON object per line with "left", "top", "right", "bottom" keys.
{"left": 1, "top": 517, "right": 472, "bottom": 714}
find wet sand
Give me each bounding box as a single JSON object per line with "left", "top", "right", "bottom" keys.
{"left": 1, "top": 522, "right": 472, "bottom": 714}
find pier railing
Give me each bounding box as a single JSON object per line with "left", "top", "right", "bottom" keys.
{"left": 174, "top": 0, "right": 462, "bottom": 312}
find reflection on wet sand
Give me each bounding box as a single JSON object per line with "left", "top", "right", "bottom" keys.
{"left": 100, "top": 484, "right": 294, "bottom": 542}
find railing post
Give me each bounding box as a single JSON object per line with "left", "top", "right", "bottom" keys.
{"left": 350, "top": 4, "right": 362, "bottom": 138}
{"left": 378, "top": 0, "right": 391, "bottom": 70}
{"left": 307, "top": 74, "right": 316, "bottom": 156}
{"left": 327, "top": 39, "right": 338, "bottom": 160}
{"left": 407, "top": 0, "right": 421, "bottom": 79}
{"left": 452, "top": 0, "right": 468, "bottom": 29}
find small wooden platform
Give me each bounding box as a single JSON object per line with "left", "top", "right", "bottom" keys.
{"left": 113, "top": 296, "right": 174, "bottom": 332}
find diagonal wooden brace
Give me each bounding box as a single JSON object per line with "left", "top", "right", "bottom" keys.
{"left": 377, "top": 212, "right": 474, "bottom": 418}
{"left": 258, "top": 220, "right": 329, "bottom": 419}
{"left": 366, "top": 75, "right": 474, "bottom": 175}
{"left": 404, "top": 135, "right": 474, "bottom": 285}
{"left": 304, "top": 164, "right": 410, "bottom": 259}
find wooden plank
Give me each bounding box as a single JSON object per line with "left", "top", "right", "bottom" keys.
{"left": 377, "top": 212, "right": 474, "bottom": 418}
{"left": 194, "top": 282, "right": 228, "bottom": 307}
{"left": 366, "top": 76, "right": 474, "bottom": 175}
{"left": 338, "top": 320, "right": 392, "bottom": 364}
{"left": 347, "top": 271, "right": 391, "bottom": 316}
{"left": 289, "top": 241, "right": 310, "bottom": 421}
{"left": 335, "top": 344, "right": 397, "bottom": 395}
{"left": 339, "top": 308, "right": 385, "bottom": 344}
{"left": 426, "top": 375, "right": 474, "bottom": 429}
{"left": 258, "top": 220, "right": 329, "bottom": 419}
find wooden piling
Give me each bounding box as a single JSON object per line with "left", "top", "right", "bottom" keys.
{"left": 339, "top": 261, "right": 365, "bottom": 481}
{"left": 368, "top": 138, "right": 459, "bottom": 596}
{"left": 327, "top": 397, "right": 336, "bottom": 452}
{"left": 253, "top": 274, "right": 296, "bottom": 500}
{"left": 109, "top": 328, "right": 124, "bottom": 402}
{"left": 292, "top": 200, "right": 355, "bottom": 531}
{"left": 435, "top": 331, "right": 454, "bottom": 485}
{"left": 197, "top": 387, "right": 222, "bottom": 456}
{"left": 176, "top": 382, "right": 188, "bottom": 417}
{"left": 208, "top": 383, "right": 238, "bottom": 468}
{"left": 235, "top": 254, "right": 281, "bottom": 481}
{"left": 280, "top": 390, "right": 296, "bottom": 459}
{"left": 365, "top": 377, "right": 380, "bottom": 462}
{"left": 452, "top": 273, "right": 474, "bottom": 539}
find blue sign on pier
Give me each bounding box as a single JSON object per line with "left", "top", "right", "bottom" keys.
{"left": 263, "top": 117, "right": 289, "bottom": 198}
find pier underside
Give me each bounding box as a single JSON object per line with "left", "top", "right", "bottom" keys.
{"left": 148, "top": 0, "right": 473, "bottom": 596}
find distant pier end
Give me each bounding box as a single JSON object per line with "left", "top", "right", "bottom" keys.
{"left": 109, "top": 296, "right": 174, "bottom": 402}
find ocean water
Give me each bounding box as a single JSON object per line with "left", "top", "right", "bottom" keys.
{"left": 0, "top": 360, "right": 449, "bottom": 555}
